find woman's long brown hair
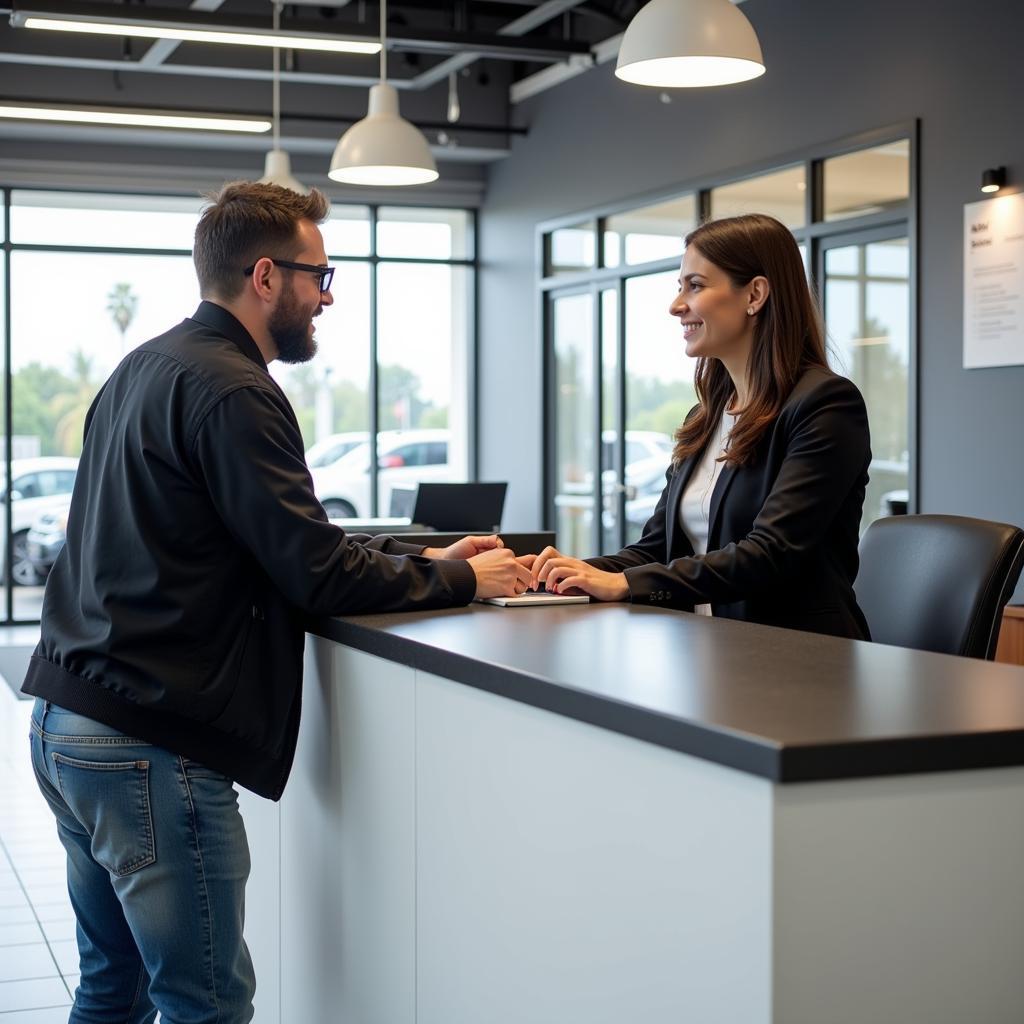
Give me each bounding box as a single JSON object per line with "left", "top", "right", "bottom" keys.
{"left": 672, "top": 213, "right": 830, "bottom": 468}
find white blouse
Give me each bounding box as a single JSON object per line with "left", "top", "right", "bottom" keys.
{"left": 678, "top": 410, "right": 736, "bottom": 616}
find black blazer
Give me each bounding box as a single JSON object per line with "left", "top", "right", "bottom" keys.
{"left": 587, "top": 367, "right": 872, "bottom": 639}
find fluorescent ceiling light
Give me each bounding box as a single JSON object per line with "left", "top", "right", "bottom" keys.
{"left": 15, "top": 13, "right": 381, "bottom": 55}
{"left": 0, "top": 103, "right": 271, "bottom": 133}
{"left": 615, "top": 0, "right": 765, "bottom": 89}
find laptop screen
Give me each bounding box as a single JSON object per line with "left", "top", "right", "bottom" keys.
{"left": 410, "top": 482, "right": 508, "bottom": 532}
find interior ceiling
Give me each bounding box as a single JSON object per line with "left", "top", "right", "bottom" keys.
{"left": 0, "top": 0, "right": 639, "bottom": 165}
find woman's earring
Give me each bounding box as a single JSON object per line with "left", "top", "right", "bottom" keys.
{"left": 747, "top": 306, "right": 755, "bottom": 315}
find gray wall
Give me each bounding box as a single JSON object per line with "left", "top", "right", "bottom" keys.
{"left": 479, "top": 0, "right": 1024, "bottom": 583}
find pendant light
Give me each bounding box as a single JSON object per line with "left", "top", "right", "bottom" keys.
{"left": 615, "top": 0, "right": 765, "bottom": 89}
{"left": 259, "top": 2, "right": 309, "bottom": 194}
{"left": 328, "top": 0, "right": 438, "bottom": 187}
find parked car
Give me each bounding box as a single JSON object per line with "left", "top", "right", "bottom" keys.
{"left": 0, "top": 456, "right": 79, "bottom": 585}
{"left": 601, "top": 430, "right": 674, "bottom": 475}
{"left": 311, "top": 429, "right": 451, "bottom": 519}
{"left": 305, "top": 431, "right": 369, "bottom": 470}
{"left": 26, "top": 502, "right": 72, "bottom": 581}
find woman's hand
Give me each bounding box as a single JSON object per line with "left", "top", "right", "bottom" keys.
{"left": 525, "top": 546, "right": 629, "bottom": 602}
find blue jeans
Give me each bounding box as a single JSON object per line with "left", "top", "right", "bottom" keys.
{"left": 29, "top": 699, "right": 256, "bottom": 1024}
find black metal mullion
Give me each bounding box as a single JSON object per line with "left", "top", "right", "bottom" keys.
{"left": 12, "top": 243, "right": 193, "bottom": 258}
{"left": 615, "top": 277, "right": 627, "bottom": 552}
{"left": 369, "top": 205, "right": 380, "bottom": 518}
{"left": 468, "top": 210, "right": 479, "bottom": 482}
{"left": 4, "top": 190, "right": 12, "bottom": 623}
{"left": 591, "top": 282, "right": 603, "bottom": 556}
{"left": 907, "top": 121, "right": 921, "bottom": 514}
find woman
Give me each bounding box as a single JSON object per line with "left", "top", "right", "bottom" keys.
{"left": 528, "top": 213, "right": 872, "bottom": 639}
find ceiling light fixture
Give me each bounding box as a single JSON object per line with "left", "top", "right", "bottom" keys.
{"left": 0, "top": 101, "right": 271, "bottom": 133}
{"left": 259, "top": 2, "right": 309, "bottom": 194}
{"left": 446, "top": 71, "right": 461, "bottom": 124}
{"left": 11, "top": 9, "right": 381, "bottom": 55}
{"left": 615, "top": 0, "right": 765, "bottom": 89}
{"left": 328, "top": 0, "right": 438, "bottom": 187}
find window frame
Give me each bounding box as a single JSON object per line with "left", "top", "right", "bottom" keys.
{"left": 0, "top": 187, "right": 479, "bottom": 624}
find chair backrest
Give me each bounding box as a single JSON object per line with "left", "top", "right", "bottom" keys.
{"left": 855, "top": 514, "right": 1024, "bottom": 660}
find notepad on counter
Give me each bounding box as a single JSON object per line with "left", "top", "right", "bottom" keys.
{"left": 479, "top": 593, "right": 590, "bottom": 607}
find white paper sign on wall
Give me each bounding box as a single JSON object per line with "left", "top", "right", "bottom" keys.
{"left": 964, "top": 192, "right": 1024, "bottom": 369}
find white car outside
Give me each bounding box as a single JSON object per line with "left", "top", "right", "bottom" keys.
{"left": 0, "top": 456, "right": 79, "bottom": 584}
{"left": 310, "top": 429, "right": 451, "bottom": 519}
{"left": 305, "top": 431, "right": 369, "bottom": 470}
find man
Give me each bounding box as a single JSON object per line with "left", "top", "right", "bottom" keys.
{"left": 23, "top": 181, "right": 529, "bottom": 1024}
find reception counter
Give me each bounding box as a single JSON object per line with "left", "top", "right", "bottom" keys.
{"left": 239, "top": 603, "right": 1024, "bottom": 1024}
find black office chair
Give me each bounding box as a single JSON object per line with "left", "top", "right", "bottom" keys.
{"left": 855, "top": 514, "right": 1024, "bottom": 660}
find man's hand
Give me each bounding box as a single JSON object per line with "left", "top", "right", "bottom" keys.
{"left": 422, "top": 534, "right": 504, "bottom": 561}
{"left": 526, "top": 545, "right": 629, "bottom": 602}
{"left": 469, "top": 547, "right": 533, "bottom": 600}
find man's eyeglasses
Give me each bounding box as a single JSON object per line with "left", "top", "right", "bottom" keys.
{"left": 244, "top": 259, "right": 334, "bottom": 293}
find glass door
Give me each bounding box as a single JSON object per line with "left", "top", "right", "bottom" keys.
{"left": 818, "top": 227, "right": 911, "bottom": 527}
{"left": 548, "top": 289, "right": 596, "bottom": 556}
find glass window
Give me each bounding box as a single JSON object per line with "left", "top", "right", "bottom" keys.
{"left": 547, "top": 221, "right": 596, "bottom": 277}
{"left": 377, "top": 207, "right": 472, "bottom": 260}
{"left": 321, "top": 206, "right": 371, "bottom": 258}
{"left": 624, "top": 272, "right": 693, "bottom": 544}
{"left": 823, "top": 141, "right": 910, "bottom": 222}
{"left": 11, "top": 191, "right": 202, "bottom": 249}
{"left": 274, "top": 262, "right": 372, "bottom": 521}
{"left": 1, "top": 191, "right": 476, "bottom": 618}
{"left": 375, "top": 262, "right": 469, "bottom": 513}
{"left": 600, "top": 288, "right": 620, "bottom": 553}
{"left": 7, "top": 250, "right": 199, "bottom": 614}
{"left": 824, "top": 236, "right": 909, "bottom": 527}
{"left": 553, "top": 292, "right": 594, "bottom": 555}
{"left": 604, "top": 195, "right": 696, "bottom": 268}
{"left": 710, "top": 165, "right": 806, "bottom": 229}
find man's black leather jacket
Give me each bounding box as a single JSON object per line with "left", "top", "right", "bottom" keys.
{"left": 23, "top": 302, "right": 475, "bottom": 799}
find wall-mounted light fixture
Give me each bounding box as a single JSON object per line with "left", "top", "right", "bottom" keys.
{"left": 0, "top": 101, "right": 271, "bottom": 133}
{"left": 981, "top": 167, "right": 1006, "bottom": 194}
{"left": 615, "top": 0, "right": 765, "bottom": 88}
{"left": 10, "top": 5, "right": 381, "bottom": 55}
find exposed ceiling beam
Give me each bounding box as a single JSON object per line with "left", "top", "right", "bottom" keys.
{"left": 138, "top": 0, "right": 227, "bottom": 68}
{"left": 0, "top": 51, "right": 394, "bottom": 88}
{"left": 0, "top": 118, "right": 511, "bottom": 162}
{"left": 411, "top": 0, "right": 585, "bottom": 91}
{"left": 510, "top": 29, "right": 618, "bottom": 104}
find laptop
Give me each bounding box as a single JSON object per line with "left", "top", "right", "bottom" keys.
{"left": 409, "top": 482, "right": 508, "bottom": 533}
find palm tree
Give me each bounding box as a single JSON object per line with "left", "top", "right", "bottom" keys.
{"left": 106, "top": 282, "right": 138, "bottom": 356}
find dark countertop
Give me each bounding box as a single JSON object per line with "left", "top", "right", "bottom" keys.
{"left": 307, "top": 603, "right": 1024, "bottom": 783}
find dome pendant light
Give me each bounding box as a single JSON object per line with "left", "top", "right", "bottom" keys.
{"left": 328, "top": 0, "right": 438, "bottom": 186}
{"left": 260, "top": 2, "right": 309, "bottom": 193}
{"left": 615, "top": 0, "right": 766, "bottom": 89}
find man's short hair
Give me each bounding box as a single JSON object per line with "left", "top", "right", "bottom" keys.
{"left": 193, "top": 181, "right": 330, "bottom": 300}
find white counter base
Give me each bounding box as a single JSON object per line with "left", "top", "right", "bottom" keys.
{"left": 240, "top": 636, "right": 1024, "bottom": 1023}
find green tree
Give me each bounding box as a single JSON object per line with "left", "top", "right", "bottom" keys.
{"left": 11, "top": 363, "right": 77, "bottom": 455}
{"left": 627, "top": 375, "right": 696, "bottom": 436}
{"left": 50, "top": 350, "right": 98, "bottom": 457}
{"left": 107, "top": 282, "right": 139, "bottom": 356}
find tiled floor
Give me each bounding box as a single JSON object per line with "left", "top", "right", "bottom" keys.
{"left": 0, "top": 661, "right": 77, "bottom": 1021}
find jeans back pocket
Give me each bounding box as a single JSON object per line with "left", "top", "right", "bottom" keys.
{"left": 53, "top": 753, "right": 156, "bottom": 876}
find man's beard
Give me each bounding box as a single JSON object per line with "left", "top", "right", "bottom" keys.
{"left": 269, "top": 281, "right": 319, "bottom": 364}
